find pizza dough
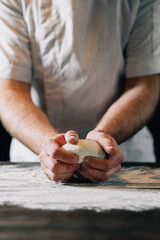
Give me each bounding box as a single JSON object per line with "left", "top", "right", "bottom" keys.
{"left": 61, "top": 139, "right": 105, "bottom": 163}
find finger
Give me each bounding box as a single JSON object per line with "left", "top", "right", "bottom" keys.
{"left": 60, "top": 148, "right": 79, "bottom": 163}
{"left": 80, "top": 162, "right": 121, "bottom": 182}
{"left": 65, "top": 130, "right": 79, "bottom": 144}
{"left": 83, "top": 157, "right": 108, "bottom": 171}
{"left": 45, "top": 134, "right": 65, "bottom": 156}
{"left": 77, "top": 169, "right": 97, "bottom": 183}
{"left": 106, "top": 153, "right": 124, "bottom": 167}
{"left": 44, "top": 139, "right": 78, "bottom": 164}
{"left": 80, "top": 162, "right": 107, "bottom": 181}
{"left": 106, "top": 164, "right": 122, "bottom": 179}
{"left": 55, "top": 172, "right": 75, "bottom": 182}
{"left": 41, "top": 162, "right": 53, "bottom": 181}
{"left": 41, "top": 164, "right": 75, "bottom": 182}
{"left": 86, "top": 131, "right": 117, "bottom": 155}
{"left": 50, "top": 134, "right": 66, "bottom": 146}
{"left": 53, "top": 162, "right": 80, "bottom": 174}
{"left": 48, "top": 159, "right": 79, "bottom": 174}
{"left": 83, "top": 153, "right": 123, "bottom": 171}
{"left": 39, "top": 150, "right": 79, "bottom": 170}
{"left": 41, "top": 164, "right": 51, "bottom": 181}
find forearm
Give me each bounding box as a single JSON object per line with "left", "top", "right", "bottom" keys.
{"left": 0, "top": 80, "right": 58, "bottom": 155}
{"left": 95, "top": 75, "right": 160, "bottom": 144}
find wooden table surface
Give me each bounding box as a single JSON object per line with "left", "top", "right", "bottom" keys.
{"left": 0, "top": 162, "right": 160, "bottom": 240}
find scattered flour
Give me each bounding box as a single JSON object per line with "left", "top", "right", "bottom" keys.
{"left": 0, "top": 163, "right": 160, "bottom": 212}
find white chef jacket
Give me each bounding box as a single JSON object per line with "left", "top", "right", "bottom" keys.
{"left": 0, "top": 0, "right": 160, "bottom": 162}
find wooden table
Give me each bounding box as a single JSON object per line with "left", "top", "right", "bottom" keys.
{"left": 0, "top": 162, "right": 160, "bottom": 240}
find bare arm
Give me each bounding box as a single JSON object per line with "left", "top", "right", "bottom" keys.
{"left": 0, "top": 79, "right": 58, "bottom": 155}
{"left": 0, "top": 79, "right": 80, "bottom": 182}
{"left": 94, "top": 74, "right": 160, "bottom": 143}
{"left": 80, "top": 75, "right": 160, "bottom": 182}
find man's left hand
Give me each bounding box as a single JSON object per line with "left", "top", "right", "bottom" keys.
{"left": 77, "top": 130, "right": 124, "bottom": 182}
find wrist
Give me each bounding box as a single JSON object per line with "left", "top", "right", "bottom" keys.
{"left": 94, "top": 124, "right": 112, "bottom": 136}
{"left": 94, "top": 127, "right": 105, "bottom": 134}
{"left": 38, "top": 128, "right": 58, "bottom": 154}
{"left": 94, "top": 125, "right": 120, "bottom": 143}
{"left": 43, "top": 128, "right": 58, "bottom": 141}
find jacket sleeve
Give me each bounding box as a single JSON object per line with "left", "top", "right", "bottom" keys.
{"left": 0, "top": 0, "right": 32, "bottom": 83}
{"left": 125, "top": 0, "right": 160, "bottom": 78}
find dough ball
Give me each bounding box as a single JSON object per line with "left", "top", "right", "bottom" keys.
{"left": 61, "top": 139, "right": 105, "bottom": 163}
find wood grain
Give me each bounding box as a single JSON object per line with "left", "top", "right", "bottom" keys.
{"left": 1, "top": 163, "right": 160, "bottom": 239}
{"left": 0, "top": 206, "right": 160, "bottom": 240}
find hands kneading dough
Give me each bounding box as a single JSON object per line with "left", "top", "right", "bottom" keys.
{"left": 61, "top": 139, "right": 105, "bottom": 163}
{"left": 39, "top": 130, "right": 123, "bottom": 183}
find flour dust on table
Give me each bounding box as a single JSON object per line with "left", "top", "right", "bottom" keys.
{"left": 0, "top": 163, "right": 160, "bottom": 212}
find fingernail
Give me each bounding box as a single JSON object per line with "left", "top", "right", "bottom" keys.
{"left": 69, "top": 136, "right": 75, "bottom": 140}
{"left": 68, "top": 136, "right": 78, "bottom": 144}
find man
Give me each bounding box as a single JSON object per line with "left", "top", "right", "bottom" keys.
{"left": 0, "top": 0, "right": 159, "bottom": 182}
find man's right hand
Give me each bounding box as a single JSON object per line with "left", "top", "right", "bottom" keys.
{"left": 39, "top": 130, "right": 80, "bottom": 182}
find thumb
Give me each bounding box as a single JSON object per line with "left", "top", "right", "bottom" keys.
{"left": 65, "top": 130, "right": 79, "bottom": 144}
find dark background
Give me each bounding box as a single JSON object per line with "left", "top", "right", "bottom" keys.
{"left": 147, "top": 100, "right": 160, "bottom": 162}
{"left": 0, "top": 102, "right": 159, "bottom": 161}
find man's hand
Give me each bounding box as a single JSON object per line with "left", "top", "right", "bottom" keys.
{"left": 39, "top": 130, "right": 80, "bottom": 182}
{"left": 78, "top": 130, "right": 124, "bottom": 182}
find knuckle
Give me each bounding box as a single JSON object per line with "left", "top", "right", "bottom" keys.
{"left": 48, "top": 137, "right": 55, "bottom": 144}
{"left": 108, "top": 146, "right": 116, "bottom": 155}
{"left": 103, "top": 172, "right": 109, "bottom": 181}
{"left": 86, "top": 130, "right": 94, "bottom": 138}
{"left": 116, "top": 152, "right": 124, "bottom": 163}
{"left": 67, "top": 130, "right": 76, "bottom": 135}
{"left": 109, "top": 145, "right": 114, "bottom": 150}
{"left": 116, "top": 156, "right": 121, "bottom": 163}
{"left": 107, "top": 139, "right": 113, "bottom": 145}
{"left": 41, "top": 164, "right": 45, "bottom": 171}
{"left": 121, "top": 154, "right": 124, "bottom": 162}
{"left": 50, "top": 160, "right": 59, "bottom": 173}
{"left": 51, "top": 174, "right": 58, "bottom": 182}
{"left": 87, "top": 130, "right": 100, "bottom": 140}
{"left": 38, "top": 153, "right": 43, "bottom": 162}
{"left": 118, "top": 154, "right": 124, "bottom": 163}
{"left": 52, "top": 148, "right": 60, "bottom": 159}
{"left": 44, "top": 173, "right": 50, "bottom": 180}
{"left": 117, "top": 165, "right": 121, "bottom": 172}
{"left": 51, "top": 163, "right": 57, "bottom": 173}
{"left": 67, "top": 173, "right": 74, "bottom": 180}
